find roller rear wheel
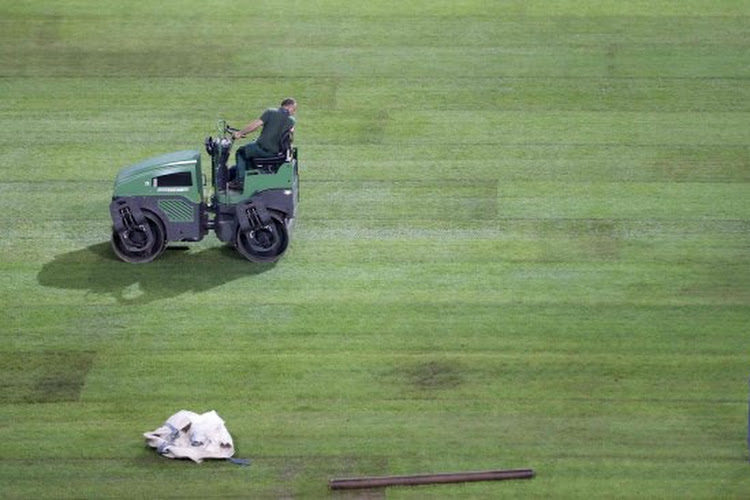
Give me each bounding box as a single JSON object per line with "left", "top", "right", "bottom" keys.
{"left": 235, "top": 213, "right": 289, "bottom": 263}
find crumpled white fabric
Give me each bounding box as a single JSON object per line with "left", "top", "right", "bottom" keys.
{"left": 144, "top": 410, "right": 235, "bottom": 463}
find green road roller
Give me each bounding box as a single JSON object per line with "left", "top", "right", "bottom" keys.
{"left": 109, "top": 121, "right": 299, "bottom": 263}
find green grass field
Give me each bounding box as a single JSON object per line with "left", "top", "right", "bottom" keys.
{"left": 2, "top": 0, "right": 749, "bottom": 497}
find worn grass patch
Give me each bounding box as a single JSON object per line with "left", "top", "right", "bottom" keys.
{"left": 0, "top": 351, "right": 96, "bottom": 403}
{"left": 385, "top": 360, "right": 466, "bottom": 393}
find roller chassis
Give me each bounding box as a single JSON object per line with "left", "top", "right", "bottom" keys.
{"left": 110, "top": 121, "right": 298, "bottom": 263}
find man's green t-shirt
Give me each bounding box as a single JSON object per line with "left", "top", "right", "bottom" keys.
{"left": 257, "top": 108, "right": 295, "bottom": 154}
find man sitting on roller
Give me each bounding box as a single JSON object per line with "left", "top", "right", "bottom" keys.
{"left": 228, "top": 97, "right": 297, "bottom": 189}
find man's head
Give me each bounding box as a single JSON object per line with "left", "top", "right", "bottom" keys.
{"left": 281, "top": 98, "right": 297, "bottom": 115}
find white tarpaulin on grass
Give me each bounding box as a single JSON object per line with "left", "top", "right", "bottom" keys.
{"left": 144, "top": 410, "right": 235, "bottom": 463}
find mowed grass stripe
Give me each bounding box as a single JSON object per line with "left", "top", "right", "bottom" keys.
{"left": 4, "top": 12, "right": 749, "bottom": 48}
{"left": 76, "top": 350, "right": 748, "bottom": 400}
{"left": 3, "top": 12, "right": 748, "bottom": 78}
{"left": 3, "top": 218, "right": 748, "bottom": 274}
{"left": 2, "top": 352, "right": 742, "bottom": 461}
{"left": 4, "top": 127, "right": 749, "bottom": 182}
{"left": 4, "top": 76, "right": 749, "bottom": 114}
{"left": 3, "top": 75, "right": 748, "bottom": 184}
{"left": 2, "top": 0, "right": 749, "bottom": 17}
{"left": 5, "top": 241, "right": 747, "bottom": 306}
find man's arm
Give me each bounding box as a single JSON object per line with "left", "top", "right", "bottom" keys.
{"left": 234, "top": 119, "right": 263, "bottom": 139}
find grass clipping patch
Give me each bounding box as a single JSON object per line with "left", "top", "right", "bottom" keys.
{"left": 0, "top": 351, "right": 96, "bottom": 403}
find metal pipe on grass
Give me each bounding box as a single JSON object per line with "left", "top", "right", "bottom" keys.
{"left": 329, "top": 468, "right": 535, "bottom": 490}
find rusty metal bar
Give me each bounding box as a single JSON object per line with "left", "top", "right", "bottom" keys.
{"left": 329, "top": 468, "right": 535, "bottom": 490}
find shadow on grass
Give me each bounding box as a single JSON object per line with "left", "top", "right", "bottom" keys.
{"left": 37, "top": 241, "right": 276, "bottom": 304}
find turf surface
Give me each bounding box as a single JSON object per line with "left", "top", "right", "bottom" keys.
{"left": 1, "top": 0, "right": 749, "bottom": 498}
